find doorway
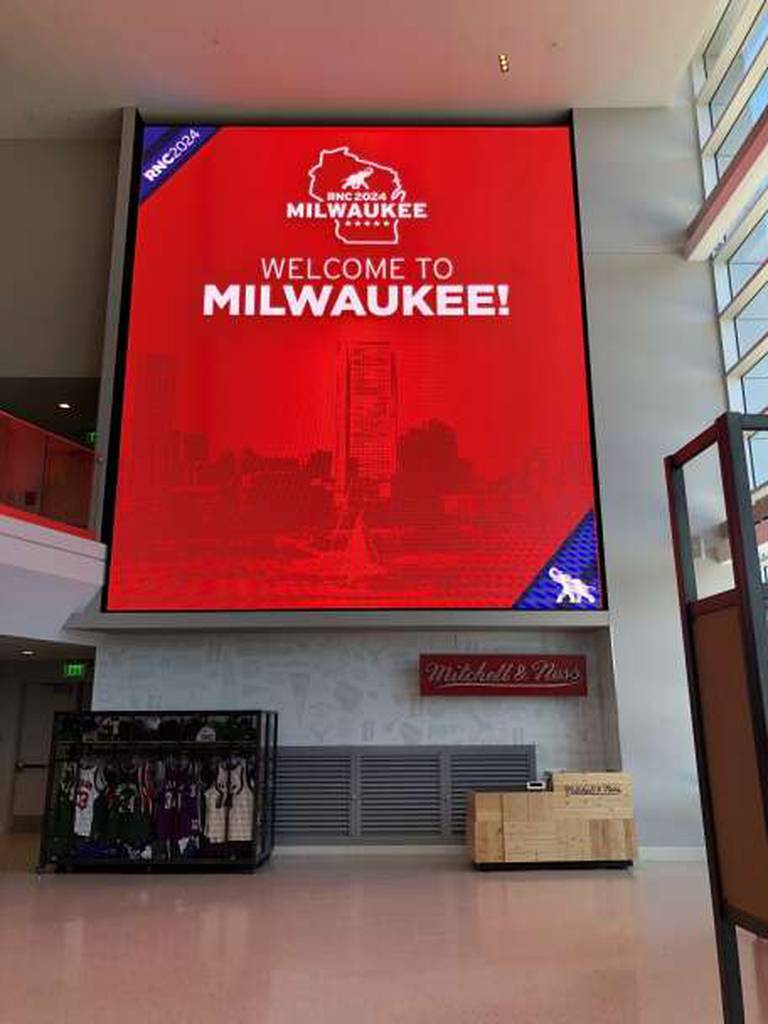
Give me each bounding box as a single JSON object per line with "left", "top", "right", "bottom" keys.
{"left": 0, "top": 638, "right": 94, "bottom": 869}
{"left": 11, "top": 679, "right": 82, "bottom": 833}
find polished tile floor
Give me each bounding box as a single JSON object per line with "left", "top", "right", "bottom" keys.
{"left": 1, "top": 838, "right": 767, "bottom": 1023}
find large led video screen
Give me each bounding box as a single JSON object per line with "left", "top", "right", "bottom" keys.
{"left": 105, "top": 123, "right": 604, "bottom": 612}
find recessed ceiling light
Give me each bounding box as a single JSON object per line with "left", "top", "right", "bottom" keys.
{"left": 498, "top": 53, "right": 510, "bottom": 73}
{"left": 20, "top": 649, "right": 35, "bottom": 656}
{"left": 57, "top": 402, "right": 72, "bottom": 410}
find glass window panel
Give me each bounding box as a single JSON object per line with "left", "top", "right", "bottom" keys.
{"left": 705, "top": 1, "right": 751, "bottom": 74}
{"left": 744, "top": 430, "right": 768, "bottom": 584}
{"left": 682, "top": 444, "right": 735, "bottom": 598}
{"left": 736, "top": 314, "right": 768, "bottom": 355}
{"left": 734, "top": 282, "right": 768, "bottom": 356}
{"left": 710, "top": 4, "right": 768, "bottom": 126}
{"left": 715, "top": 66, "right": 768, "bottom": 178}
{"left": 0, "top": 411, "right": 94, "bottom": 529}
{"left": 727, "top": 210, "right": 768, "bottom": 297}
{"left": 742, "top": 349, "right": 768, "bottom": 410}
{"left": 741, "top": 172, "right": 768, "bottom": 215}
{"left": 722, "top": 174, "right": 768, "bottom": 246}
{"left": 705, "top": 22, "right": 728, "bottom": 72}
{"left": 748, "top": 433, "right": 768, "bottom": 487}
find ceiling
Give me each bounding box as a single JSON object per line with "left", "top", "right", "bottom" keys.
{"left": 0, "top": 635, "right": 94, "bottom": 661}
{"left": 1, "top": 0, "right": 722, "bottom": 139}
{"left": 0, "top": 378, "right": 99, "bottom": 443}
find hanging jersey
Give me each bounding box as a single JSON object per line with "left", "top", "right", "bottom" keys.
{"left": 132, "top": 759, "right": 155, "bottom": 847}
{"left": 176, "top": 761, "right": 201, "bottom": 840}
{"left": 155, "top": 764, "right": 178, "bottom": 841}
{"left": 203, "top": 762, "right": 229, "bottom": 844}
{"left": 51, "top": 762, "right": 77, "bottom": 841}
{"left": 103, "top": 780, "right": 139, "bottom": 844}
{"left": 74, "top": 765, "right": 102, "bottom": 837}
{"left": 227, "top": 759, "right": 254, "bottom": 842}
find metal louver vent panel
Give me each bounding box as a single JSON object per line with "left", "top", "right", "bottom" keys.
{"left": 449, "top": 747, "right": 536, "bottom": 836}
{"left": 275, "top": 745, "right": 536, "bottom": 844}
{"left": 359, "top": 753, "right": 442, "bottom": 837}
{"left": 275, "top": 751, "right": 352, "bottom": 838}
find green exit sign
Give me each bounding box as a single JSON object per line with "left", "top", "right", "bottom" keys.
{"left": 62, "top": 661, "right": 87, "bottom": 680}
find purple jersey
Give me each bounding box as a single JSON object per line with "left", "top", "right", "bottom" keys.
{"left": 176, "top": 762, "right": 201, "bottom": 839}
{"left": 154, "top": 760, "right": 201, "bottom": 841}
{"left": 154, "top": 763, "right": 180, "bottom": 841}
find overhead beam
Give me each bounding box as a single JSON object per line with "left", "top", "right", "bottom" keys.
{"left": 685, "top": 104, "right": 768, "bottom": 260}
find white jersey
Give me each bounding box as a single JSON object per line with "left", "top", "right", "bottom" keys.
{"left": 74, "top": 765, "right": 102, "bottom": 838}
{"left": 203, "top": 763, "right": 229, "bottom": 844}
{"left": 228, "top": 759, "right": 253, "bottom": 842}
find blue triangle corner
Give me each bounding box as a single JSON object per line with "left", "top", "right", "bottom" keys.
{"left": 514, "top": 511, "right": 604, "bottom": 611}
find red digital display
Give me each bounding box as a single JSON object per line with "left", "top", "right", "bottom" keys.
{"left": 106, "top": 124, "right": 603, "bottom": 612}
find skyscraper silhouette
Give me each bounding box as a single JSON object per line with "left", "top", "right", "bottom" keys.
{"left": 126, "top": 352, "right": 177, "bottom": 496}
{"left": 333, "top": 340, "right": 398, "bottom": 510}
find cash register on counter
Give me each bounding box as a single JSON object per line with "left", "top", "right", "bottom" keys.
{"left": 467, "top": 772, "right": 636, "bottom": 869}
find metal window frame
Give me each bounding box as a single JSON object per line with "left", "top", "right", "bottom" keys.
{"left": 689, "top": 8, "right": 768, "bottom": 444}
{"left": 702, "top": 35, "right": 768, "bottom": 159}
{"left": 686, "top": 105, "right": 768, "bottom": 260}
{"left": 726, "top": 326, "right": 768, "bottom": 377}
{"left": 666, "top": 411, "right": 768, "bottom": 1023}
{"left": 720, "top": 256, "right": 768, "bottom": 319}
{"left": 688, "top": 59, "right": 768, "bottom": 1021}
{"left": 697, "top": 0, "right": 766, "bottom": 106}
{"left": 715, "top": 169, "right": 768, "bottom": 262}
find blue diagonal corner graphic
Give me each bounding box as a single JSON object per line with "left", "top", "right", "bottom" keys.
{"left": 514, "top": 511, "right": 603, "bottom": 611}
{"left": 139, "top": 125, "right": 219, "bottom": 203}
{"left": 142, "top": 125, "right": 175, "bottom": 157}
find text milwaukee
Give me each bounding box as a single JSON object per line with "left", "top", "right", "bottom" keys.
{"left": 286, "top": 201, "right": 428, "bottom": 219}
{"left": 202, "top": 283, "right": 510, "bottom": 319}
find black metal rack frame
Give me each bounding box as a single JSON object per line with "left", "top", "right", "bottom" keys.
{"left": 37, "top": 710, "right": 278, "bottom": 873}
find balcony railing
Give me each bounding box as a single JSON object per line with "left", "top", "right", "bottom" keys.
{"left": 0, "top": 410, "right": 95, "bottom": 536}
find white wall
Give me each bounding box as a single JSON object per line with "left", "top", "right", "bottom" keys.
{"left": 0, "top": 512, "right": 105, "bottom": 643}
{"left": 0, "top": 139, "right": 117, "bottom": 378}
{"left": 93, "top": 628, "right": 620, "bottom": 769}
{"left": 575, "top": 100, "right": 726, "bottom": 847}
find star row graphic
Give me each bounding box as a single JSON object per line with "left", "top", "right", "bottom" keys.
{"left": 346, "top": 220, "right": 391, "bottom": 227}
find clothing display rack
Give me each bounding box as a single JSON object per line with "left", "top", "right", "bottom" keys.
{"left": 37, "top": 710, "right": 278, "bottom": 872}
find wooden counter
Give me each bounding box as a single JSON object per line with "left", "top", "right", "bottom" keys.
{"left": 467, "top": 772, "right": 636, "bottom": 868}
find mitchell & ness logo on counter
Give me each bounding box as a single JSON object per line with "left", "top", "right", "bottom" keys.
{"left": 286, "top": 146, "right": 428, "bottom": 245}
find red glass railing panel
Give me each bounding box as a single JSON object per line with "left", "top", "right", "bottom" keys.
{"left": 0, "top": 410, "right": 95, "bottom": 533}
